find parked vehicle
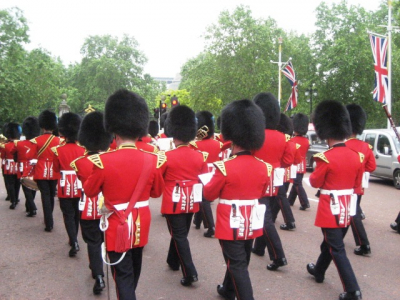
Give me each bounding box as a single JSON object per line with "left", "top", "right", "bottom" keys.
{"left": 305, "top": 130, "right": 329, "bottom": 170}
{"left": 359, "top": 128, "right": 400, "bottom": 189}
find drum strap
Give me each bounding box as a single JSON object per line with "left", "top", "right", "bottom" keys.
{"left": 37, "top": 135, "right": 55, "bottom": 157}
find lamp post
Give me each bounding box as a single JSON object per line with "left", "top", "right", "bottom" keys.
{"left": 305, "top": 84, "right": 317, "bottom": 118}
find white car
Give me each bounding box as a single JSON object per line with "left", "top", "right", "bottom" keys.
{"left": 359, "top": 128, "right": 400, "bottom": 189}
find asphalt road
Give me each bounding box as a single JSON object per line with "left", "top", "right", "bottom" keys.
{"left": 0, "top": 173, "right": 399, "bottom": 300}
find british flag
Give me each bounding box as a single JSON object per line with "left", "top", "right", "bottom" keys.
{"left": 281, "top": 61, "right": 298, "bottom": 112}
{"left": 369, "top": 34, "right": 388, "bottom": 104}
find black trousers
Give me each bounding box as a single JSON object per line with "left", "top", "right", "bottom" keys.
{"left": 36, "top": 180, "right": 57, "bottom": 229}
{"left": 253, "top": 196, "right": 285, "bottom": 260}
{"left": 193, "top": 197, "right": 215, "bottom": 230}
{"left": 314, "top": 227, "right": 360, "bottom": 292}
{"left": 271, "top": 185, "right": 295, "bottom": 224}
{"left": 288, "top": 173, "right": 310, "bottom": 207}
{"left": 4, "top": 174, "right": 20, "bottom": 204}
{"left": 165, "top": 213, "right": 197, "bottom": 278}
{"left": 219, "top": 239, "right": 254, "bottom": 300}
{"left": 108, "top": 247, "right": 143, "bottom": 300}
{"left": 80, "top": 218, "right": 104, "bottom": 277}
{"left": 350, "top": 195, "right": 369, "bottom": 246}
{"left": 59, "top": 198, "right": 80, "bottom": 245}
{"left": 22, "top": 185, "right": 37, "bottom": 213}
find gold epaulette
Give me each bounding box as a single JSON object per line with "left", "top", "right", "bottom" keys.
{"left": 359, "top": 152, "right": 365, "bottom": 163}
{"left": 213, "top": 161, "right": 227, "bottom": 176}
{"left": 313, "top": 152, "right": 329, "bottom": 163}
{"left": 30, "top": 138, "right": 37, "bottom": 144}
{"left": 285, "top": 134, "right": 291, "bottom": 142}
{"left": 202, "top": 151, "right": 209, "bottom": 162}
{"left": 156, "top": 151, "right": 167, "bottom": 168}
{"left": 296, "top": 143, "right": 301, "bottom": 150}
{"left": 219, "top": 141, "right": 224, "bottom": 148}
{"left": 368, "top": 144, "right": 373, "bottom": 150}
{"left": 88, "top": 154, "right": 104, "bottom": 169}
{"left": 189, "top": 141, "right": 198, "bottom": 148}
{"left": 14, "top": 140, "right": 19, "bottom": 146}
{"left": 0, "top": 143, "right": 5, "bottom": 149}
{"left": 255, "top": 157, "right": 273, "bottom": 177}
{"left": 70, "top": 156, "right": 85, "bottom": 172}
{"left": 51, "top": 146, "right": 59, "bottom": 156}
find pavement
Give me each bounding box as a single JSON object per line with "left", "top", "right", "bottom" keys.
{"left": 0, "top": 174, "right": 399, "bottom": 300}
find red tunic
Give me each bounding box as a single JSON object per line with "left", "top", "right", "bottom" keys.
{"left": 83, "top": 144, "right": 165, "bottom": 251}
{"left": 191, "top": 138, "right": 223, "bottom": 163}
{"left": 136, "top": 140, "right": 158, "bottom": 153}
{"left": 15, "top": 140, "right": 36, "bottom": 179}
{"left": 252, "top": 130, "right": 294, "bottom": 196}
{"left": 2, "top": 141, "right": 18, "bottom": 175}
{"left": 52, "top": 142, "right": 85, "bottom": 198}
{"left": 345, "top": 138, "right": 376, "bottom": 195}
{"left": 290, "top": 135, "right": 310, "bottom": 174}
{"left": 30, "top": 134, "right": 61, "bottom": 180}
{"left": 203, "top": 153, "right": 272, "bottom": 240}
{"left": 160, "top": 145, "right": 208, "bottom": 214}
{"left": 310, "top": 144, "right": 363, "bottom": 228}
{"left": 71, "top": 154, "right": 102, "bottom": 220}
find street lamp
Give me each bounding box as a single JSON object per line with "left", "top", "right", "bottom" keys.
{"left": 305, "top": 84, "right": 317, "bottom": 118}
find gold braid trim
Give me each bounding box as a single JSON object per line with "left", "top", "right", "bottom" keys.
{"left": 285, "top": 134, "right": 291, "bottom": 142}
{"left": 51, "top": 146, "right": 58, "bottom": 156}
{"left": 255, "top": 157, "right": 273, "bottom": 177}
{"left": 296, "top": 143, "right": 301, "bottom": 149}
{"left": 189, "top": 141, "right": 198, "bottom": 148}
{"left": 313, "top": 152, "right": 329, "bottom": 164}
{"left": 202, "top": 151, "right": 209, "bottom": 162}
{"left": 87, "top": 154, "right": 104, "bottom": 169}
{"left": 359, "top": 152, "right": 365, "bottom": 163}
{"left": 213, "top": 161, "right": 227, "bottom": 176}
{"left": 156, "top": 151, "right": 167, "bottom": 168}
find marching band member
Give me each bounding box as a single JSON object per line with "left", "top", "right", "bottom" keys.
{"left": 71, "top": 111, "right": 112, "bottom": 295}
{"left": 288, "top": 113, "right": 311, "bottom": 210}
{"left": 2, "top": 122, "right": 21, "bottom": 210}
{"left": 251, "top": 92, "right": 293, "bottom": 271}
{"left": 30, "top": 110, "right": 61, "bottom": 232}
{"left": 345, "top": 104, "right": 376, "bottom": 256}
{"left": 307, "top": 100, "right": 363, "bottom": 300}
{"left": 17, "top": 117, "right": 41, "bottom": 216}
{"left": 203, "top": 99, "right": 271, "bottom": 300}
{"left": 160, "top": 105, "right": 208, "bottom": 286}
{"left": 83, "top": 89, "right": 165, "bottom": 300}
{"left": 52, "top": 113, "right": 85, "bottom": 257}
{"left": 192, "top": 110, "right": 223, "bottom": 237}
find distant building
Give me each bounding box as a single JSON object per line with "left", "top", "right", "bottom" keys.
{"left": 153, "top": 73, "right": 181, "bottom": 90}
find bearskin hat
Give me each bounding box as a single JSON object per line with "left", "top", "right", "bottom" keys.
{"left": 346, "top": 104, "right": 367, "bottom": 135}
{"left": 293, "top": 113, "right": 309, "bottom": 135}
{"left": 22, "top": 117, "right": 40, "bottom": 140}
{"left": 58, "top": 113, "right": 82, "bottom": 142}
{"left": 253, "top": 92, "right": 281, "bottom": 129}
{"left": 166, "top": 105, "right": 197, "bottom": 143}
{"left": 195, "top": 111, "right": 214, "bottom": 139}
{"left": 105, "top": 89, "right": 148, "bottom": 139}
{"left": 78, "top": 111, "right": 112, "bottom": 152}
{"left": 221, "top": 99, "right": 265, "bottom": 150}
{"left": 5, "top": 122, "right": 21, "bottom": 140}
{"left": 277, "top": 113, "right": 293, "bottom": 135}
{"left": 313, "top": 100, "right": 351, "bottom": 140}
{"left": 148, "top": 120, "right": 159, "bottom": 138}
{"left": 38, "top": 110, "right": 57, "bottom": 131}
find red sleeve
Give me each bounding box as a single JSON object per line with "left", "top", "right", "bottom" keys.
{"left": 281, "top": 141, "right": 295, "bottom": 168}
{"left": 309, "top": 158, "right": 328, "bottom": 188}
{"left": 364, "top": 148, "right": 376, "bottom": 172}
{"left": 150, "top": 167, "right": 164, "bottom": 198}
{"left": 203, "top": 169, "right": 225, "bottom": 201}
{"left": 83, "top": 166, "right": 104, "bottom": 198}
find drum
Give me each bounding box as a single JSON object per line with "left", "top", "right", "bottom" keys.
{"left": 21, "top": 177, "right": 39, "bottom": 191}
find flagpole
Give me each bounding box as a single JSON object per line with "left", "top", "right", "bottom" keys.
{"left": 387, "top": 0, "right": 392, "bottom": 129}
{"left": 278, "top": 37, "right": 282, "bottom": 106}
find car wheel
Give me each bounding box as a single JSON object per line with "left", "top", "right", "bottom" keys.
{"left": 312, "top": 159, "right": 317, "bottom": 171}
{"left": 393, "top": 169, "right": 400, "bottom": 189}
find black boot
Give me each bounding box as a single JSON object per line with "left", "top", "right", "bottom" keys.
{"left": 354, "top": 245, "right": 371, "bottom": 256}
{"left": 267, "top": 258, "right": 287, "bottom": 271}
{"left": 9, "top": 202, "right": 17, "bottom": 209}
{"left": 204, "top": 228, "right": 215, "bottom": 238}
{"left": 69, "top": 242, "right": 80, "bottom": 257}
{"left": 339, "top": 290, "right": 362, "bottom": 300}
{"left": 93, "top": 275, "right": 105, "bottom": 295}
{"left": 180, "top": 275, "right": 198, "bottom": 286}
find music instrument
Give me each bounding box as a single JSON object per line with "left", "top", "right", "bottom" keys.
{"left": 382, "top": 104, "right": 400, "bottom": 142}
{"left": 20, "top": 163, "right": 39, "bottom": 191}
{"left": 196, "top": 125, "right": 209, "bottom": 140}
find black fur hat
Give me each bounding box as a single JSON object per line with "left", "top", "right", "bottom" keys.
{"left": 346, "top": 104, "right": 367, "bottom": 135}
{"left": 293, "top": 113, "right": 309, "bottom": 135}
{"left": 253, "top": 92, "right": 281, "bottom": 129}
{"left": 166, "top": 105, "right": 197, "bottom": 143}
{"left": 148, "top": 120, "right": 159, "bottom": 138}
{"left": 195, "top": 111, "right": 214, "bottom": 139}
{"left": 277, "top": 113, "right": 293, "bottom": 135}
{"left": 58, "top": 113, "right": 82, "bottom": 142}
{"left": 221, "top": 99, "right": 265, "bottom": 150}
{"left": 78, "top": 111, "right": 112, "bottom": 152}
{"left": 22, "top": 117, "right": 40, "bottom": 140}
{"left": 105, "top": 89, "right": 149, "bottom": 139}
{"left": 313, "top": 100, "right": 351, "bottom": 140}
{"left": 5, "top": 122, "right": 21, "bottom": 140}
{"left": 38, "top": 110, "right": 57, "bottom": 131}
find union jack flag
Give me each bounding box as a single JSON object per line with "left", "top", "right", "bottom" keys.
{"left": 281, "top": 61, "right": 298, "bottom": 112}
{"left": 369, "top": 34, "right": 388, "bottom": 104}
